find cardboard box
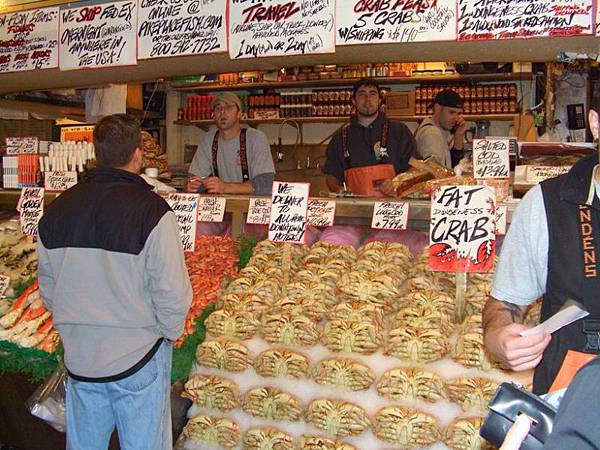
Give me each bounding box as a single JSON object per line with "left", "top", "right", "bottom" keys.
{"left": 385, "top": 91, "right": 415, "bottom": 116}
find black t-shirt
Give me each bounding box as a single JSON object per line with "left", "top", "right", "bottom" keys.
{"left": 323, "top": 113, "right": 415, "bottom": 182}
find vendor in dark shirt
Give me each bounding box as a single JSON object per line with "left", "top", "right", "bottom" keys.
{"left": 323, "top": 78, "right": 416, "bottom": 197}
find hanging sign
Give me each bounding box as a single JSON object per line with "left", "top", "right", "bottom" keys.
{"left": 165, "top": 193, "right": 198, "bottom": 252}
{"left": 307, "top": 199, "right": 336, "bottom": 227}
{"left": 247, "top": 197, "right": 272, "bottom": 225}
{"left": 0, "top": 7, "right": 59, "bottom": 73}
{"left": 18, "top": 187, "right": 44, "bottom": 236}
{"left": 526, "top": 165, "right": 571, "bottom": 183}
{"left": 137, "top": 0, "right": 226, "bottom": 59}
{"left": 60, "top": 125, "right": 94, "bottom": 143}
{"left": 197, "top": 197, "right": 226, "bottom": 222}
{"left": 429, "top": 185, "right": 496, "bottom": 272}
{"left": 59, "top": 0, "right": 137, "bottom": 70}
{"left": 44, "top": 171, "right": 78, "bottom": 191}
{"left": 336, "top": 0, "right": 456, "bottom": 45}
{"left": 371, "top": 201, "right": 409, "bottom": 230}
{"left": 458, "top": 0, "right": 594, "bottom": 40}
{"left": 268, "top": 181, "right": 310, "bottom": 244}
{"left": 473, "top": 138, "right": 510, "bottom": 179}
{"left": 228, "top": 0, "right": 335, "bottom": 59}
{"left": 5, "top": 137, "right": 38, "bottom": 155}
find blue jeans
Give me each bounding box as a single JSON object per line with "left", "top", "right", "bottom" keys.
{"left": 66, "top": 340, "right": 172, "bottom": 450}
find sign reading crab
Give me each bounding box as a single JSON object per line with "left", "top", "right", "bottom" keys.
{"left": 429, "top": 185, "right": 496, "bottom": 272}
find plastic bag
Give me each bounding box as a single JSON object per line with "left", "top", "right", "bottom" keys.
{"left": 26, "top": 366, "right": 67, "bottom": 432}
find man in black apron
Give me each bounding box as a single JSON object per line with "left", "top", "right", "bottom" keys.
{"left": 483, "top": 100, "right": 600, "bottom": 395}
{"left": 186, "top": 92, "right": 275, "bottom": 196}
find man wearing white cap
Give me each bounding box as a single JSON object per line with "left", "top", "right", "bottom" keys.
{"left": 186, "top": 92, "right": 275, "bottom": 195}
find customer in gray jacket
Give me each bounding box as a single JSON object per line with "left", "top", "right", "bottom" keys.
{"left": 37, "top": 114, "right": 192, "bottom": 450}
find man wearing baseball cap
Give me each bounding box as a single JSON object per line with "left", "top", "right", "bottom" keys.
{"left": 186, "top": 92, "right": 275, "bottom": 195}
{"left": 414, "top": 89, "right": 467, "bottom": 168}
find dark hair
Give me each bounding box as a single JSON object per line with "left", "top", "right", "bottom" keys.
{"left": 352, "top": 77, "right": 381, "bottom": 98}
{"left": 93, "top": 114, "right": 141, "bottom": 168}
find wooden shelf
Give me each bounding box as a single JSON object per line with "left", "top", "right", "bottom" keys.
{"left": 0, "top": 98, "right": 85, "bottom": 121}
{"left": 174, "top": 114, "right": 518, "bottom": 127}
{"left": 170, "top": 73, "right": 533, "bottom": 93}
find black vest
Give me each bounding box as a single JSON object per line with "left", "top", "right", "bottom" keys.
{"left": 538, "top": 153, "right": 600, "bottom": 394}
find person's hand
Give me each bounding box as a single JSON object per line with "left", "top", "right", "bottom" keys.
{"left": 376, "top": 179, "right": 395, "bottom": 197}
{"left": 454, "top": 116, "right": 468, "bottom": 137}
{"left": 185, "top": 176, "right": 203, "bottom": 193}
{"left": 484, "top": 323, "right": 551, "bottom": 371}
{"left": 499, "top": 413, "right": 532, "bottom": 450}
{"left": 202, "top": 176, "right": 227, "bottom": 194}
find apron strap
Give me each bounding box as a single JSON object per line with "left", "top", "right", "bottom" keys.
{"left": 381, "top": 119, "right": 390, "bottom": 148}
{"left": 211, "top": 129, "right": 250, "bottom": 182}
{"left": 211, "top": 131, "right": 220, "bottom": 178}
{"left": 342, "top": 124, "right": 351, "bottom": 165}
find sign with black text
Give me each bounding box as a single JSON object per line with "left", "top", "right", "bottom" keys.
{"left": 458, "top": 0, "right": 593, "bottom": 40}
{"left": 137, "top": 0, "right": 226, "bottom": 59}
{"left": 198, "top": 197, "right": 226, "bottom": 222}
{"left": 0, "top": 7, "right": 59, "bottom": 73}
{"left": 268, "top": 181, "right": 310, "bottom": 244}
{"left": 307, "top": 199, "right": 336, "bottom": 227}
{"left": 473, "top": 138, "right": 510, "bottom": 179}
{"left": 5, "top": 137, "right": 38, "bottom": 155}
{"left": 429, "top": 185, "right": 496, "bottom": 272}
{"left": 59, "top": 0, "right": 137, "bottom": 70}
{"left": 228, "top": 0, "right": 335, "bottom": 59}
{"left": 336, "top": 0, "right": 456, "bottom": 45}
{"left": 44, "top": 171, "right": 78, "bottom": 191}
{"left": 247, "top": 197, "right": 272, "bottom": 225}
{"left": 495, "top": 205, "right": 507, "bottom": 235}
{"left": 18, "top": 187, "right": 44, "bottom": 237}
{"left": 165, "top": 193, "right": 198, "bottom": 252}
{"left": 526, "top": 165, "right": 571, "bottom": 183}
{"left": 371, "top": 201, "right": 409, "bottom": 230}
{"left": 0, "top": 275, "right": 10, "bottom": 298}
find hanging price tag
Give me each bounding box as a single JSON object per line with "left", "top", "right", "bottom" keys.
{"left": 371, "top": 201, "right": 409, "bottom": 230}
{"left": 247, "top": 198, "right": 272, "bottom": 225}
{"left": 473, "top": 139, "right": 510, "bottom": 179}
{"left": 198, "top": 197, "right": 226, "bottom": 222}
{"left": 307, "top": 199, "right": 336, "bottom": 227}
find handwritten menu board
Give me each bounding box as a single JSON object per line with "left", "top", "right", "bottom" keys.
{"left": 247, "top": 198, "right": 272, "bottom": 225}
{"left": 269, "top": 181, "right": 310, "bottom": 244}
{"left": 197, "top": 197, "right": 226, "bottom": 222}
{"left": 59, "top": 1, "right": 137, "bottom": 70}
{"left": 336, "top": 0, "right": 456, "bottom": 45}
{"left": 0, "top": 7, "right": 59, "bottom": 73}
{"left": 5, "top": 137, "right": 38, "bottom": 155}
{"left": 458, "top": 0, "right": 593, "bottom": 40}
{"left": 526, "top": 165, "right": 571, "bottom": 183}
{"left": 429, "top": 185, "right": 496, "bottom": 273}
{"left": 473, "top": 138, "right": 510, "bottom": 179}
{"left": 371, "top": 201, "right": 409, "bottom": 230}
{"left": 165, "top": 193, "right": 198, "bottom": 252}
{"left": 18, "top": 187, "right": 44, "bottom": 237}
{"left": 138, "top": 0, "right": 226, "bottom": 59}
{"left": 228, "top": 0, "right": 335, "bottom": 59}
{"left": 45, "top": 171, "right": 78, "bottom": 191}
{"left": 307, "top": 199, "right": 336, "bottom": 227}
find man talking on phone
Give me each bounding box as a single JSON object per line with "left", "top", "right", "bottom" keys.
{"left": 414, "top": 89, "right": 467, "bottom": 169}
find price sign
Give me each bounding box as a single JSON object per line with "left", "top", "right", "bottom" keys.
{"left": 307, "top": 199, "right": 336, "bottom": 227}
{"left": 429, "top": 185, "right": 496, "bottom": 272}
{"left": 268, "top": 181, "right": 310, "bottom": 244}
{"left": 473, "top": 138, "right": 510, "bottom": 179}
{"left": 247, "top": 198, "right": 272, "bottom": 225}
{"left": 0, "top": 275, "right": 10, "bottom": 298}
{"left": 18, "top": 187, "right": 44, "bottom": 236}
{"left": 495, "top": 205, "right": 508, "bottom": 235}
{"left": 526, "top": 165, "right": 571, "bottom": 183}
{"left": 60, "top": 125, "right": 94, "bottom": 143}
{"left": 5, "top": 137, "right": 38, "bottom": 155}
{"left": 371, "top": 201, "right": 409, "bottom": 230}
{"left": 165, "top": 193, "right": 199, "bottom": 252}
{"left": 198, "top": 197, "right": 226, "bottom": 222}
{"left": 44, "top": 171, "right": 77, "bottom": 191}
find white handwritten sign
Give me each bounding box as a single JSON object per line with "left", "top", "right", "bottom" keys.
{"left": 5, "top": 137, "right": 38, "bottom": 155}
{"left": 269, "top": 181, "right": 310, "bottom": 244}
{"left": 0, "top": 275, "right": 10, "bottom": 298}
{"left": 137, "top": 0, "right": 226, "bottom": 59}
{"left": 371, "top": 201, "right": 409, "bottom": 230}
{"left": 229, "top": 0, "right": 335, "bottom": 59}
{"left": 473, "top": 138, "right": 510, "bottom": 179}
{"left": 307, "top": 199, "right": 336, "bottom": 227}
{"left": 429, "top": 185, "right": 496, "bottom": 273}
{"left": 59, "top": 0, "right": 137, "bottom": 70}
{"left": 526, "top": 165, "right": 571, "bottom": 183}
{"left": 165, "top": 193, "right": 198, "bottom": 252}
{"left": 247, "top": 197, "right": 272, "bottom": 225}
{"left": 44, "top": 171, "right": 77, "bottom": 191}
{"left": 336, "top": 0, "right": 456, "bottom": 45}
{"left": 495, "top": 205, "right": 507, "bottom": 235}
{"left": 198, "top": 197, "right": 226, "bottom": 222}
{"left": 18, "top": 187, "right": 44, "bottom": 236}
{"left": 458, "top": 0, "right": 593, "bottom": 41}
{"left": 0, "top": 7, "right": 59, "bottom": 73}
